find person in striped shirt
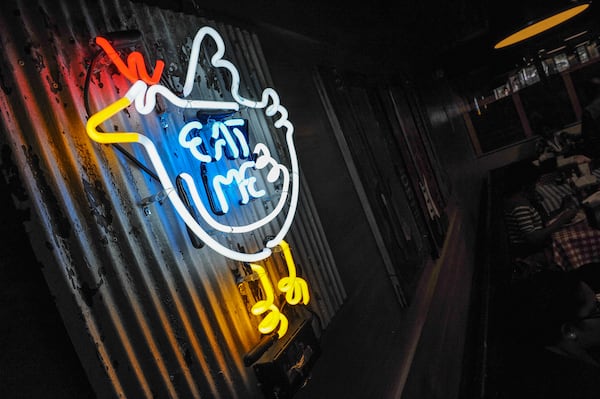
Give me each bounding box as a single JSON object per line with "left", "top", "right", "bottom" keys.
{"left": 503, "top": 163, "right": 577, "bottom": 260}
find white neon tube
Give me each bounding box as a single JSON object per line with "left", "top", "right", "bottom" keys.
{"left": 86, "top": 26, "right": 300, "bottom": 261}
{"left": 181, "top": 27, "right": 300, "bottom": 251}
{"left": 178, "top": 121, "right": 212, "bottom": 163}
{"left": 177, "top": 156, "right": 289, "bottom": 234}
{"left": 87, "top": 83, "right": 272, "bottom": 262}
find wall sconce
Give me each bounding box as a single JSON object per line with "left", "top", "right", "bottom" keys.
{"left": 493, "top": 1, "right": 591, "bottom": 49}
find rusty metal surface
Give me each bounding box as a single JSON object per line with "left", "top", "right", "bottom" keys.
{"left": 0, "top": 1, "right": 345, "bottom": 398}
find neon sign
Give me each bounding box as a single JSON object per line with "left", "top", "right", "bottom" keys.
{"left": 249, "top": 240, "right": 310, "bottom": 338}
{"left": 179, "top": 118, "right": 269, "bottom": 215}
{"left": 277, "top": 240, "right": 310, "bottom": 306}
{"left": 250, "top": 263, "right": 289, "bottom": 337}
{"left": 86, "top": 26, "right": 300, "bottom": 262}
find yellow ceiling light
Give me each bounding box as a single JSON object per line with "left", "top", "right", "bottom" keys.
{"left": 494, "top": 3, "right": 590, "bottom": 49}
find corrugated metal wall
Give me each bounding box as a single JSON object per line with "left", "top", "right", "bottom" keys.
{"left": 0, "top": 1, "right": 345, "bottom": 398}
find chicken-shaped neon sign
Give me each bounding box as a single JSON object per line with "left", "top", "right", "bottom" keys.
{"left": 86, "top": 26, "right": 299, "bottom": 262}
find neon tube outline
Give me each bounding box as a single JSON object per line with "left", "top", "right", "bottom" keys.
{"left": 94, "top": 36, "right": 165, "bottom": 85}
{"left": 276, "top": 240, "right": 310, "bottom": 306}
{"left": 177, "top": 154, "right": 289, "bottom": 233}
{"left": 182, "top": 27, "right": 300, "bottom": 250}
{"left": 86, "top": 26, "right": 300, "bottom": 262}
{"left": 249, "top": 263, "right": 288, "bottom": 338}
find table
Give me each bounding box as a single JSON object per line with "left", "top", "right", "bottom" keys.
{"left": 552, "top": 214, "right": 600, "bottom": 270}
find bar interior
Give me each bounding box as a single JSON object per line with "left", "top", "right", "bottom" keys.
{"left": 3, "top": 1, "right": 600, "bottom": 398}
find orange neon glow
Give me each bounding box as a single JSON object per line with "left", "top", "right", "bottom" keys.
{"left": 250, "top": 264, "right": 289, "bottom": 338}
{"left": 494, "top": 4, "right": 590, "bottom": 49}
{"left": 277, "top": 240, "right": 310, "bottom": 306}
{"left": 95, "top": 36, "right": 165, "bottom": 84}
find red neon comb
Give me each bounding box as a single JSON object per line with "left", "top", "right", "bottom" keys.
{"left": 95, "top": 36, "right": 165, "bottom": 85}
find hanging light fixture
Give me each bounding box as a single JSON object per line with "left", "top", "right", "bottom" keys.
{"left": 493, "top": 1, "right": 592, "bottom": 49}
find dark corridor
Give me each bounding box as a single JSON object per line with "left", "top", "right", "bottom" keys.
{"left": 0, "top": 165, "right": 95, "bottom": 399}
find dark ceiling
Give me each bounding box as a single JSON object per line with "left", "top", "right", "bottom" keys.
{"left": 136, "top": 0, "right": 600, "bottom": 84}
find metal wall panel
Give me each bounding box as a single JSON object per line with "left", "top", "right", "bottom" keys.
{"left": 0, "top": 1, "right": 345, "bottom": 398}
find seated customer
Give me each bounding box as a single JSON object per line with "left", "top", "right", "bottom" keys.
{"left": 533, "top": 154, "right": 592, "bottom": 218}
{"left": 500, "top": 271, "right": 600, "bottom": 398}
{"left": 503, "top": 163, "right": 577, "bottom": 260}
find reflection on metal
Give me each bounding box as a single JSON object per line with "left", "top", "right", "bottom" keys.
{"left": 0, "top": 1, "right": 345, "bottom": 398}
